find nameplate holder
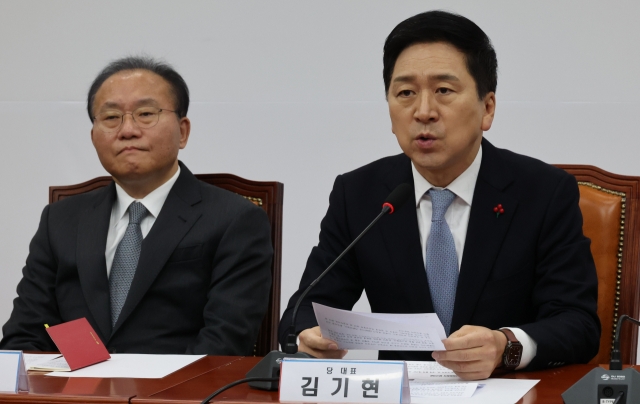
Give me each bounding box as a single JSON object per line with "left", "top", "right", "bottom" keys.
{"left": 279, "top": 358, "right": 410, "bottom": 403}
{"left": 0, "top": 350, "right": 29, "bottom": 393}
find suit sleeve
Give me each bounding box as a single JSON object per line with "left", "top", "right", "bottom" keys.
{"left": 279, "top": 175, "right": 365, "bottom": 346}
{"left": 0, "top": 205, "right": 61, "bottom": 351}
{"left": 187, "top": 203, "right": 273, "bottom": 355}
{"left": 520, "top": 173, "right": 600, "bottom": 370}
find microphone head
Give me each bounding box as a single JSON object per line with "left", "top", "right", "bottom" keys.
{"left": 382, "top": 183, "right": 412, "bottom": 214}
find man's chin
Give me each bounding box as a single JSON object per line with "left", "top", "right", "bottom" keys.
{"left": 409, "top": 154, "right": 444, "bottom": 172}
{"left": 108, "top": 167, "right": 151, "bottom": 184}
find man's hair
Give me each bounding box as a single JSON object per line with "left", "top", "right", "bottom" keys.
{"left": 87, "top": 56, "right": 190, "bottom": 121}
{"left": 383, "top": 10, "right": 498, "bottom": 99}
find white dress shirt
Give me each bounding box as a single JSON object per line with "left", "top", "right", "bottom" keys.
{"left": 105, "top": 167, "right": 181, "bottom": 277}
{"left": 412, "top": 145, "right": 537, "bottom": 370}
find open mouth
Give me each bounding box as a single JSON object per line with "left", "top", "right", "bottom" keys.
{"left": 415, "top": 134, "right": 437, "bottom": 148}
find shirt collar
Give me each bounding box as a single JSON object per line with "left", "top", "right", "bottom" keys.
{"left": 411, "top": 144, "right": 482, "bottom": 207}
{"left": 113, "top": 166, "right": 181, "bottom": 222}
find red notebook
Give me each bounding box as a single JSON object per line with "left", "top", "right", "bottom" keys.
{"left": 45, "top": 318, "right": 111, "bottom": 371}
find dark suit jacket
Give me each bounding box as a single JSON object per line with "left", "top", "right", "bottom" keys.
{"left": 280, "top": 139, "right": 600, "bottom": 370}
{"left": 1, "top": 163, "right": 273, "bottom": 355}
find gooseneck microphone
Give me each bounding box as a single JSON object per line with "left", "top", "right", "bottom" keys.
{"left": 563, "top": 314, "right": 640, "bottom": 403}
{"left": 610, "top": 315, "right": 640, "bottom": 370}
{"left": 283, "top": 183, "right": 413, "bottom": 354}
{"left": 243, "top": 183, "right": 413, "bottom": 391}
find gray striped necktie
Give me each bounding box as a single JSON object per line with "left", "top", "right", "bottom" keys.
{"left": 425, "top": 189, "right": 458, "bottom": 336}
{"left": 109, "top": 201, "right": 148, "bottom": 327}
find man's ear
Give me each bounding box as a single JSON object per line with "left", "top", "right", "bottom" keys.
{"left": 481, "top": 92, "right": 496, "bottom": 131}
{"left": 179, "top": 117, "right": 191, "bottom": 149}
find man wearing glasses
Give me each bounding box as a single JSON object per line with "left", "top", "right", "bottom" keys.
{"left": 0, "top": 56, "right": 273, "bottom": 355}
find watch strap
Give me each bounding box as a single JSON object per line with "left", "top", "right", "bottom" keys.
{"left": 499, "top": 328, "right": 518, "bottom": 344}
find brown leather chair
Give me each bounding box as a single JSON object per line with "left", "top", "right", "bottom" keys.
{"left": 556, "top": 165, "right": 640, "bottom": 365}
{"left": 49, "top": 173, "right": 282, "bottom": 357}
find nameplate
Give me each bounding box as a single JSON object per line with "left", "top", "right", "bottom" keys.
{"left": 279, "top": 358, "right": 410, "bottom": 403}
{"left": 0, "top": 351, "right": 29, "bottom": 393}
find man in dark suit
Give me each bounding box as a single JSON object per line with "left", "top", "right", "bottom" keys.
{"left": 279, "top": 11, "right": 599, "bottom": 379}
{"left": 0, "top": 56, "right": 273, "bottom": 355}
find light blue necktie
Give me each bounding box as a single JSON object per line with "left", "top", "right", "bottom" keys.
{"left": 109, "top": 201, "right": 148, "bottom": 327}
{"left": 425, "top": 189, "right": 458, "bottom": 336}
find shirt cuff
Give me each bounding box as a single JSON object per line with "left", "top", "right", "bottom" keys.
{"left": 502, "top": 327, "right": 537, "bottom": 370}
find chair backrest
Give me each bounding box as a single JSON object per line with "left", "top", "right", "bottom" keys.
{"left": 556, "top": 165, "right": 640, "bottom": 365}
{"left": 49, "top": 173, "right": 283, "bottom": 357}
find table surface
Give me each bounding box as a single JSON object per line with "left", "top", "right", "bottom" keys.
{"left": 0, "top": 356, "right": 239, "bottom": 403}
{"left": 131, "top": 357, "right": 607, "bottom": 404}
{"left": 0, "top": 356, "right": 636, "bottom": 404}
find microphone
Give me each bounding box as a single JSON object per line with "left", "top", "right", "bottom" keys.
{"left": 383, "top": 183, "right": 413, "bottom": 214}
{"left": 245, "top": 183, "right": 412, "bottom": 391}
{"left": 562, "top": 314, "right": 640, "bottom": 403}
{"left": 610, "top": 315, "right": 640, "bottom": 370}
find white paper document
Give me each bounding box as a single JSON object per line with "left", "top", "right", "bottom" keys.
{"left": 409, "top": 379, "right": 539, "bottom": 404}
{"left": 410, "top": 381, "right": 478, "bottom": 398}
{"left": 26, "top": 355, "right": 70, "bottom": 371}
{"left": 313, "top": 303, "right": 446, "bottom": 351}
{"left": 407, "top": 361, "right": 461, "bottom": 381}
{"left": 23, "top": 353, "right": 63, "bottom": 370}
{"left": 46, "top": 354, "right": 205, "bottom": 378}
{"left": 407, "top": 361, "right": 538, "bottom": 403}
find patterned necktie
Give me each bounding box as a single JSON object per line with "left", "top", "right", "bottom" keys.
{"left": 425, "top": 189, "right": 458, "bottom": 336}
{"left": 109, "top": 201, "right": 148, "bottom": 327}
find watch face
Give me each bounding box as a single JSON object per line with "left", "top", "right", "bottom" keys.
{"left": 506, "top": 353, "right": 521, "bottom": 365}
{"left": 505, "top": 343, "right": 523, "bottom": 366}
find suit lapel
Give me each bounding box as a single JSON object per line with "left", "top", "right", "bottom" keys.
{"left": 77, "top": 183, "right": 115, "bottom": 341}
{"left": 451, "top": 140, "right": 518, "bottom": 331}
{"left": 112, "top": 165, "right": 203, "bottom": 335}
{"left": 378, "top": 156, "right": 434, "bottom": 313}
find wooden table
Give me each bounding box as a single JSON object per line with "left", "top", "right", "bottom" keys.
{"left": 503, "top": 364, "right": 613, "bottom": 404}
{"left": 1, "top": 356, "right": 637, "bottom": 403}
{"left": 132, "top": 357, "right": 638, "bottom": 404}
{"left": 133, "top": 356, "right": 278, "bottom": 404}
{"left": 0, "top": 356, "right": 239, "bottom": 403}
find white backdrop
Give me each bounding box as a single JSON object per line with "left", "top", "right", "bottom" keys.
{"left": 1, "top": 0, "right": 639, "bottom": 362}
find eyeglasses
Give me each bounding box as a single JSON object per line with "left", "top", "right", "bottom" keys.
{"left": 93, "top": 107, "right": 178, "bottom": 133}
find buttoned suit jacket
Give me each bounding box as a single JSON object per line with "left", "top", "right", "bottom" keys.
{"left": 279, "top": 139, "right": 600, "bottom": 370}
{"left": 1, "top": 163, "right": 273, "bottom": 355}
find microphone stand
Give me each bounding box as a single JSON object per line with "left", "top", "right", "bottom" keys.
{"left": 283, "top": 206, "right": 392, "bottom": 354}
{"left": 610, "top": 315, "right": 640, "bottom": 370}
{"left": 562, "top": 314, "right": 640, "bottom": 403}
{"left": 246, "top": 184, "right": 412, "bottom": 391}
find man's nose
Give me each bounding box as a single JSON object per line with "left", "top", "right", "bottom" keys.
{"left": 414, "top": 93, "right": 438, "bottom": 123}
{"left": 118, "top": 113, "right": 142, "bottom": 138}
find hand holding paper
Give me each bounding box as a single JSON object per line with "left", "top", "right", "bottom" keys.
{"left": 298, "top": 326, "right": 348, "bottom": 359}
{"left": 313, "top": 303, "right": 446, "bottom": 351}
{"left": 432, "top": 325, "right": 507, "bottom": 380}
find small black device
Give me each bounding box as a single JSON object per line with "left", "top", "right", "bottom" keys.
{"left": 562, "top": 315, "right": 640, "bottom": 404}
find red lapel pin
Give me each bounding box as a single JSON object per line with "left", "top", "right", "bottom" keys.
{"left": 493, "top": 204, "right": 504, "bottom": 218}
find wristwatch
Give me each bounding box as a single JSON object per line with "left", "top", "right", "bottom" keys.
{"left": 498, "top": 329, "right": 523, "bottom": 370}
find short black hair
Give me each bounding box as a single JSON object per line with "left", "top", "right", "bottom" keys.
{"left": 383, "top": 10, "right": 497, "bottom": 99}
{"left": 87, "top": 56, "right": 189, "bottom": 121}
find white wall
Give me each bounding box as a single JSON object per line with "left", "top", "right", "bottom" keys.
{"left": 1, "top": 0, "right": 639, "bottom": 362}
